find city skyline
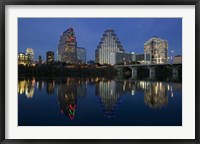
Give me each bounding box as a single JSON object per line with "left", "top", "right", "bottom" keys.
{"left": 18, "top": 18, "right": 182, "bottom": 62}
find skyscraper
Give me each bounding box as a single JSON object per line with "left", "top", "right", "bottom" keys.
{"left": 77, "top": 47, "right": 86, "bottom": 64}
{"left": 26, "top": 48, "right": 34, "bottom": 62}
{"left": 95, "top": 29, "right": 124, "bottom": 64}
{"left": 57, "top": 27, "right": 77, "bottom": 63}
{"left": 144, "top": 36, "right": 168, "bottom": 64}
{"left": 46, "top": 51, "right": 54, "bottom": 64}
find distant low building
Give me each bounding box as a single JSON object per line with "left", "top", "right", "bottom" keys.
{"left": 174, "top": 55, "right": 182, "bottom": 64}
{"left": 135, "top": 54, "right": 151, "bottom": 64}
{"left": 87, "top": 60, "right": 95, "bottom": 65}
{"left": 110, "top": 52, "right": 133, "bottom": 65}
{"left": 110, "top": 52, "right": 151, "bottom": 65}
{"left": 18, "top": 52, "right": 31, "bottom": 66}
{"left": 18, "top": 48, "right": 35, "bottom": 66}
{"left": 46, "top": 51, "right": 54, "bottom": 64}
{"left": 38, "top": 55, "right": 42, "bottom": 64}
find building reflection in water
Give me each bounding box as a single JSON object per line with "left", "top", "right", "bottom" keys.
{"left": 57, "top": 78, "right": 87, "bottom": 120}
{"left": 141, "top": 81, "right": 168, "bottom": 109}
{"left": 95, "top": 79, "right": 135, "bottom": 118}
{"left": 46, "top": 80, "right": 55, "bottom": 94}
{"left": 18, "top": 77, "right": 176, "bottom": 119}
{"left": 171, "top": 82, "right": 182, "bottom": 98}
{"left": 18, "top": 77, "right": 35, "bottom": 98}
{"left": 36, "top": 80, "right": 44, "bottom": 91}
{"left": 122, "top": 80, "right": 136, "bottom": 96}
{"left": 96, "top": 79, "right": 172, "bottom": 115}
{"left": 77, "top": 79, "right": 87, "bottom": 99}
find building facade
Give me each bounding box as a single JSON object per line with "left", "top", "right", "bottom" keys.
{"left": 135, "top": 54, "right": 151, "bottom": 64}
{"left": 110, "top": 52, "right": 151, "bottom": 65}
{"left": 77, "top": 47, "right": 86, "bottom": 64}
{"left": 110, "top": 52, "right": 134, "bottom": 65}
{"left": 58, "top": 27, "right": 77, "bottom": 63}
{"left": 46, "top": 51, "right": 54, "bottom": 64}
{"left": 18, "top": 52, "right": 31, "bottom": 66}
{"left": 95, "top": 29, "right": 124, "bottom": 64}
{"left": 26, "top": 48, "right": 34, "bottom": 62}
{"left": 174, "top": 55, "right": 182, "bottom": 64}
{"left": 144, "top": 36, "right": 168, "bottom": 64}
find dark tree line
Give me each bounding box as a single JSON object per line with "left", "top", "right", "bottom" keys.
{"left": 18, "top": 64, "right": 117, "bottom": 78}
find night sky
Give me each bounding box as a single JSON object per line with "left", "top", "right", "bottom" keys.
{"left": 18, "top": 18, "right": 182, "bottom": 62}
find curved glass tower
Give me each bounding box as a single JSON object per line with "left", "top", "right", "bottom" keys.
{"left": 58, "top": 27, "right": 77, "bottom": 63}
{"left": 95, "top": 29, "right": 124, "bottom": 64}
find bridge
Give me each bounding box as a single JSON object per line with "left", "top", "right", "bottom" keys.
{"left": 114, "top": 63, "right": 182, "bottom": 79}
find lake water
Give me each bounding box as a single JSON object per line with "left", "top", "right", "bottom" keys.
{"left": 18, "top": 77, "right": 182, "bottom": 126}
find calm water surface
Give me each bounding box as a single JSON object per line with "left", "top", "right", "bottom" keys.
{"left": 18, "top": 77, "right": 182, "bottom": 126}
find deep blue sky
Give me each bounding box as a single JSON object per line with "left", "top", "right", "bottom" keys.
{"left": 18, "top": 18, "right": 182, "bottom": 61}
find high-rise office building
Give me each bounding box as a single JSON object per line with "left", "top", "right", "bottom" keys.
{"left": 95, "top": 29, "right": 124, "bottom": 64}
{"left": 46, "top": 51, "right": 54, "bottom": 64}
{"left": 26, "top": 48, "right": 34, "bottom": 62}
{"left": 57, "top": 27, "right": 77, "bottom": 63}
{"left": 144, "top": 36, "right": 168, "bottom": 64}
{"left": 77, "top": 47, "right": 86, "bottom": 64}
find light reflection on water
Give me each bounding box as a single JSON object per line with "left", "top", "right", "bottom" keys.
{"left": 18, "top": 77, "right": 182, "bottom": 126}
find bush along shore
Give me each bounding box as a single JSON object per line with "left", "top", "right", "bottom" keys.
{"left": 18, "top": 64, "right": 117, "bottom": 78}
{"left": 18, "top": 64, "right": 182, "bottom": 82}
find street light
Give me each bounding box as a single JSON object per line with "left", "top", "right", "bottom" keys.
{"left": 168, "top": 57, "right": 170, "bottom": 64}
{"left": 171, "top": 50, "right": 174, "bottom": 64}
{"left": 123, "top": 57, "right": 126, "bottom": 65}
